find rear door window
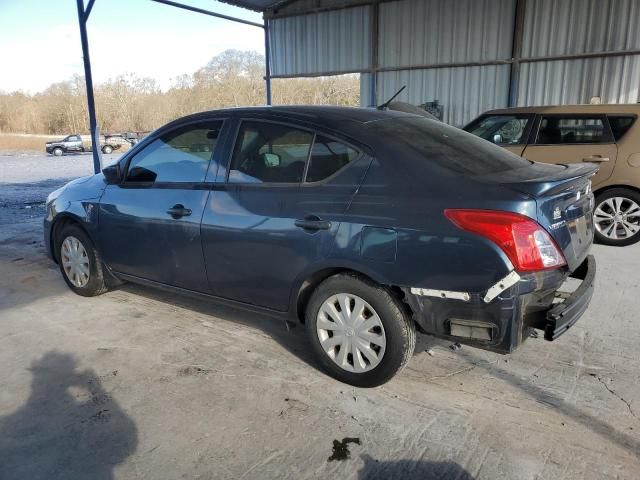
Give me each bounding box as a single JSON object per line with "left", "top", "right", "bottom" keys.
{"left": 229, "top": 121, "right": 314, "bottom": 184}
{"left": 608, "top": 116, "right": 636, "bottom": 141}
{"left": 465, "top": 115, "right": 532, "bottom": 145}
{"left": 535, "top": 117, "right": 612, "bottom": 144}
{"left": 305, "top": 135, "right": 359, "bottom": 183}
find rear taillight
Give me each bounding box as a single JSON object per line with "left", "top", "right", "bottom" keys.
{"left": 444, "top": 209, "right": 566, "bottom": 272}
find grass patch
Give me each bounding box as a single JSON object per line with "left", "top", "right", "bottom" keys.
{"left": 0, "top": 134, "right": 53, "bottom": 152}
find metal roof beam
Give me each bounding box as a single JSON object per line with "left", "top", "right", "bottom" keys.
{"left": 151, "top": 0, "right": 264, "bottom": 28}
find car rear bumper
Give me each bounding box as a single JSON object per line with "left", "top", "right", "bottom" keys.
{"left": 541, "top": 255, "right": 595, "bottom": 341}
{"left": 401, "top": 255, "right": 595, "bottom": 354}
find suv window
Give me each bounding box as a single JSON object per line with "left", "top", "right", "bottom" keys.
{"left": 608, "top": 116, "right": 636, "bottom": 141}
{"left": 305, "top": 135, "right": 359, "bottom": 183}
{"left": 466, "top": 115, "right": 531, "bottom": 145}
{"left": 126, "top": 121, "right": 222, "bottom": 183}
{"left": 536, "top": 117, "right": 610, "bottom": 144}
{"left": 229, "top": 121, "right": 313, "bottom": 184}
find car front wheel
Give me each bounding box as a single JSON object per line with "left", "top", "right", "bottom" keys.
{"left": 594, "top": 188, "right": 640, "bottom": 246}
{"left": 53, "top": 147, "right": 63, "bottom": 156}
{"left": 306, "top": 273, "right": 415, "bottom": 387}
{"left": 57, "top": 224, "right": 109, "bottom": 297}
{"left": 102, "top": 145, "right": 113, "bottom": 154}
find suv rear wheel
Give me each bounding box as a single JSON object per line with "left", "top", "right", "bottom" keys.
{"left": 57, "top": 224, "right": 109, "bottom": 297}
{"left": 594, "top": 188, "right": 640, "bottom": 246}
{"left": 102, "top": 145, "right": 113, "bottom": 154}
{"left": 305, "top": 274, "right": 415, "bottom": 387}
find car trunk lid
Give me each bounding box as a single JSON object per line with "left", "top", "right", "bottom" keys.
{"left": 475, "top": 162, "right": 598, "bottom": 272}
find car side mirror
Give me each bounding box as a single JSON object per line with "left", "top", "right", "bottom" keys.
{"left": 492, "top": 134, "right": 503, "bottom": 144}
{"left": 102, "top": 163, "right": 122, "bottom": 184}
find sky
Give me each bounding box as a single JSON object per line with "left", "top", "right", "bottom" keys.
{"left": 0, "top": 0, "right": 264, "bottom": 93}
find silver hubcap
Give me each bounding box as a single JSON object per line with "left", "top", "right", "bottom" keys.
{"left": 61, "top": 236, "right": 90, "bottom": 288}
{"left": 316, "top": 293, "right": 386, "bottom": 373}
{"left": 594, "top": 196, "right": 640, "bottom": 240}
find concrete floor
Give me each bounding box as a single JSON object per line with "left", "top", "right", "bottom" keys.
{"left": 1, "top": 153, "right": 639, "bottom": 479}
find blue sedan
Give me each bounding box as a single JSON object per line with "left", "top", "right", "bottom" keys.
{"left": 44, "top": 106, "right": 596, "bottom": 386}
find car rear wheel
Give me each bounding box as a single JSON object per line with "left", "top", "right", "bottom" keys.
{"left": 53, "top": 147, "right": 63, "bottom": 156}
{"left": 57, "top": 224, "right": 109, "bottom": 297}
{"left": 594, "top": 188, "right": 640, "bottom": 246}
{"left": 102, "top": 145, "right": 113, "bottom": 154}
{"left": 305, "top": 273, "right": 415, "bottom": 387}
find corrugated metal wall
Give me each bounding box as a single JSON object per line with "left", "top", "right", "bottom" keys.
{"left": 269, "top": 0, "right": 640, "bottom": 125}
{"left": 517, "top": 0, "right": 640, "bottom": 106}
{"left": 363, "top": 65, "right": 511, "bottom": 126}
{"left": 378, "top": 0, "right": 515, "bottom": 66}
{"left": 521, "top": 0, "right": 640, "bottom": 57}
{"left": 518, "top": 55, "right": 640, "bottom": 105}
{"left": 269, "top": 6, "right": 371, "bottom": 76}
{"left": 372, "top": 0, "right": 514, "bottom": 125}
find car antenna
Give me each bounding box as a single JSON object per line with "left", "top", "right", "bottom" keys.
{"left": 377, "top": 85, "right": 406, "bottom": 110}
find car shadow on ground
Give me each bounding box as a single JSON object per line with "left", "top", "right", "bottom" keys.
{"left": 118, "top": 281, "right": 323, "bottom": 371}
{"left": 116, "top": 281, "right": 448, "bottom": 380}
{"left": 356, "top": 454, "right": 475, "bottom": 479}
{"left": 0, "top": 351, "right": 138, "bottom": 480}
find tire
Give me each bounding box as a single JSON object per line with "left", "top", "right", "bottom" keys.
{"left": 305, "top": 273, "right": 416, "bottom": 387}
{"left": 56, "top": 224, "right": 109, "bottom": 297}
{"left": 593, "top": 188, "right": 640, "bottom": 246}
{"left": 102, "top": 145, "right": 113, "bottom": 154}
{"left": 53, "top": 147, "right": 64, "bottom": 157}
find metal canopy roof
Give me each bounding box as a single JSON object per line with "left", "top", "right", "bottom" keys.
{"left": 219, "top": 0, "right": 294, "bottom": 12}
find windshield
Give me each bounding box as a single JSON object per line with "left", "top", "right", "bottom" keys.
{"left": 368, "top": 117, "right": 531, "bottom": 175}
{"left": 465, "top": 115, "right": 531, "bottom": 145}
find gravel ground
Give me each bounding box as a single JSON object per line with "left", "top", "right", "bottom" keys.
{"left": 1, "top": 153, "right": 639, "bottom": 479}
{"left": 0, "top": 152, "right": 119, "bottom": 225}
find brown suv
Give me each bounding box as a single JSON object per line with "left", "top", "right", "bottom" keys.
{"left": 464, "top": 105, "right": 640, "bottom": 246}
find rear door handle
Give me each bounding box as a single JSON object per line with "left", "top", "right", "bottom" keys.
{"left": 166, "top": 204, "right": 192, "bottom": 218}
{"left": 582, "top": 155, "right": 609, "bottom": 163}
{"left": 295, "top": 215, "right": 331, "bottom": 231}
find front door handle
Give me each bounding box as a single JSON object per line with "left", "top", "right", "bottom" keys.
{"left": 295, "top": 215, "right": 331, "bottom": 231}
{"left": 166, "top": 204, "right": 192, "bottom": 219}
{"left": 582, "top": 155, "right": 609, "bottom": 163}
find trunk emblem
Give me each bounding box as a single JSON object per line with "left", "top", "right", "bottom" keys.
{"left": 553, "top": 207, "right": 562, "bottom": 220}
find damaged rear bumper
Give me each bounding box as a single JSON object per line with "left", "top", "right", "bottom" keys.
{"left": 401, "top": 255, "right": 596, "bottom": 354}
{"left": 534, "top": 255, "right": 595, "bottom": 341}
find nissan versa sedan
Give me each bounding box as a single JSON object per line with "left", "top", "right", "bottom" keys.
{"left": 45, "top": 106, "right": 596, "bottom": 387}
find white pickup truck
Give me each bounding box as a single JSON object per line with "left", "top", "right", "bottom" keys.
{"left": 45, "top": 134, "right": 124, "bottom": 156}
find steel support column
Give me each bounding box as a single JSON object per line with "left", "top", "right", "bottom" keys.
{"left": 369, "top": 2, "right": 379, "bottom": 107}
{"left": 76, "top": 0, "right": 101, "bottom": 174}
{"left": 508, "top": 0, "right": 526, "bottom": 107}
{"left": 264, "top": 18, "right": 272, "bottom": 105}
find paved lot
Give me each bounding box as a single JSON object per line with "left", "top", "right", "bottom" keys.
{"left": 1, "top": 152, "right": 639, "bottom": 479}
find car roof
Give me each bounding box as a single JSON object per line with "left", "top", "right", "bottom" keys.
{"left": 170, "top": 105, "right": 418, "bottom": 128}
{"left": 484, "top": 104, "right": 640, "bottom": 115}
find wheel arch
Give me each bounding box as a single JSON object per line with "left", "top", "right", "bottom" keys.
{"left": 290, "top": 264, "right": 409, "bottom": 324}
{"left": 593, "top": 184, "right": 640, "bottom": 197}
{"left": 49, "top": 213, "right": 91, "bottom": 263}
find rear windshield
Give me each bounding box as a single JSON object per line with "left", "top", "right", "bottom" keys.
{"left": 368, "top": 117, "right": 531, "bottom": 175}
